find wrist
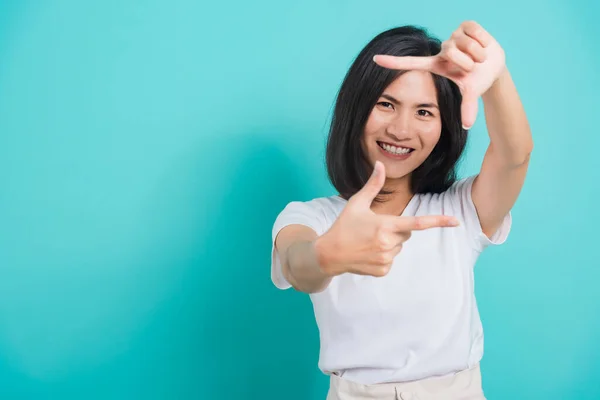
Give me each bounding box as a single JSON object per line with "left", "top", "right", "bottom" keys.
{"left": 313, "top": 234, "right": 338, "bottom": 277}
{"left": 483, "top": 66, "right": 510, "bottom": 100}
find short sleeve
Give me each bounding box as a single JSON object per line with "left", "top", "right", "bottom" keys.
{"left": 271, "top": 200, "right": 327, "bottom": 290}
{"left": 446, "top": 175, "right": 512, "bottom": 252}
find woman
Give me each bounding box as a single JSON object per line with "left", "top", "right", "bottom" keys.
{"left": 271, "top": 21, "right": 532, "bottom": 399}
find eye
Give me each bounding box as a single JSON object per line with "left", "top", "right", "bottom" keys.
{"left": 377, "top": 101, "right": 394, "bottom": 110}
{"left": 417, "top": 109, "right": 434, "bottom": 117}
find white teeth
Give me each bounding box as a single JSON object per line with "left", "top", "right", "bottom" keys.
{"left": 380, "top": 143, "right": 412, "bottom": 155}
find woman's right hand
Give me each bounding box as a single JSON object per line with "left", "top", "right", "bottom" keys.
{"left": 315, "top": 161, "right": 460, "bottom": 277}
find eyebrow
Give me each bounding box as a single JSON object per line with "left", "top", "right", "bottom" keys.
{"left": 380, "top": 93, "right": 439, "bottom": 109}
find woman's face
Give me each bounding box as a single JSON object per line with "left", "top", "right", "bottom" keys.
{"left": 362, "top": 70, "right": 443, "bottom": 184}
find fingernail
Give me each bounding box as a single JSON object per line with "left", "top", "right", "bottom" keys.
{"left": 462, "top": 125, "right": 471, "bottom": 130}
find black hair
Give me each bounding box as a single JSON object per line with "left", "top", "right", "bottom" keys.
{"left": 325, "top": 25, "right": 467, "bottom": 202}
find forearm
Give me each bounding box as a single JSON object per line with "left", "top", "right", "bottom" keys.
{"left": 482, "top": 67, "right": 534, "bottom": 166}
{"left": 283, "top": 239, "right": 333, "bottom": 294}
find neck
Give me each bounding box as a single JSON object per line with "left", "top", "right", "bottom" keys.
{"left": 370, "top": 176, "right": 414, "bottom": 216}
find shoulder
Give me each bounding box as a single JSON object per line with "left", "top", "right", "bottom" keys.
{"left": 273, "top": 195, "right": 346, "bottom": 236}
{"left": 416, "top": 176, "right": 477, "bottom": 208}
{"left": 416, "top": 175, "right": 512, "bottom": 251}
{"left": 435, "top": 176, "right": 476, "bottom": 196}
{"left": 279, "top": 195, "right": 345, "bottom": 215}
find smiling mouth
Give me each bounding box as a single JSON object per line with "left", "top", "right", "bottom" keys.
{"left": 377, "top": 141, "right": 415, "bottom": 156}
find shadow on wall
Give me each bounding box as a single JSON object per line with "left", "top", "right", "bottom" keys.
{"left": 112, "top": 127, "right": 327, "bottom": 399}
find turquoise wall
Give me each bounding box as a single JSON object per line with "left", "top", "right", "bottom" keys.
{"left": 1, "top": 0, "right": 598, "bottom": 398}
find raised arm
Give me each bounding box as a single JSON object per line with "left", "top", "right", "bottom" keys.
{"left": 473, "top": 68, "right": 533, "bottom": 238}
{"left": 373, "top": 20, "right": 533, "bottom": 239}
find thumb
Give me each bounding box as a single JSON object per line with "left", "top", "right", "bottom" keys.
{"left": 461, "top": 93, "right": 479, "bottom": 130}
{"left": 351, "top": 161, "right": 386, "bottom": 208}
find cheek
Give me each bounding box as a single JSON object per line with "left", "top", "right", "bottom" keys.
{"left": 364, "top": 114, "right": 383, "bottom": 138}
{"left": 420, "top": 122, "right": 442, "bottom": 148}
{"left": 365, "top": 108, "right": 394, "bottom": 132}
{"left": 363, "top": 114, "right": 384, "bottom": 152}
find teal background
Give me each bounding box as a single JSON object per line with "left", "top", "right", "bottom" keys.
{"left": 1, "top": 0, "right": 598, "bottom": 399}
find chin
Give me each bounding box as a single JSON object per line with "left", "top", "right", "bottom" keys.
{"left": 385, "top": 169, "right": 412, "bottom": 181}
{"left": 371, "top": 158, "right": 411, "bottom": 179}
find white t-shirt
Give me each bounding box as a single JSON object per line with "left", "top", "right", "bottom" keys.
{"left": 270, "top": 175, "right": 512, "bottom": 385}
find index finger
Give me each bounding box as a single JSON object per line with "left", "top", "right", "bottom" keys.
{"left": 393, "top": 215, "right": 460, "bottom": 231}
{"left": 461, "top": 21, "right": 493, "bottom": 48}
{"left": 373, "top": 55, "right": 436, "bottom": 71}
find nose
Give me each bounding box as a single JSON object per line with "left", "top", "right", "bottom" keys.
{"left": 385, "top": 110, "right": 412, "bottom": 140}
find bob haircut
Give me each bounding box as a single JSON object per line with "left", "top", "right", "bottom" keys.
{"left": 325, "top": 25, "right": 468, "bottom": 202}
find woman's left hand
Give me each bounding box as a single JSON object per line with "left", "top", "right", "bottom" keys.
{"left": 373, "top": 20, "right": 506, "bottom": 129}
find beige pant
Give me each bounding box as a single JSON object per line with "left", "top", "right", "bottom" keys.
{"left": 326, "top": 364, "right": 486, "bottom": 400}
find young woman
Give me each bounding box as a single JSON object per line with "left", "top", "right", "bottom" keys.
{"left": 270, "top": 21, "right": 532, "bottom": 399}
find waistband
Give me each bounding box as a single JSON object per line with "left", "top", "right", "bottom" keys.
{"left": 329, "top": 364, "right": 483, "bottom": 399}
